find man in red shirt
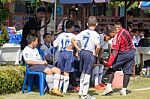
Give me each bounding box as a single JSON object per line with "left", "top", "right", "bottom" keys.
{"left": 102, "top": 23, "right": 135, "bottom": 96}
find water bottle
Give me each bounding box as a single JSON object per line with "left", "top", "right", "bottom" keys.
{"left": 146, "top": 66, "right": 150, "bottom": 76}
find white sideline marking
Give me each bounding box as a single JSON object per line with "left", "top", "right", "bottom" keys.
{"left": 133, "top": 87, "right": 150, "bottom": 91}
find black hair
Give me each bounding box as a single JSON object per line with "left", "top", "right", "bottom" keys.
{"left": 144, "top": 29, "right": 150, "bottom": 37}
{"left": 69, "top": 8, "right": 78, "bottom": 16}
{"left": 47, "top": 7, "right": 52, "bottom": 13}
{"left": 127, "top": 10, "right": 133, "bottom": 16}
{"left": 26, "top": 34, "right": 38, "bottom": 44}
{"left": 66, "top": 20, "right": 75, "bottom": 29}
{"left": 105, "top": 25, "right": 116, "bottom": 35}
{"left": 37, "top": 7, "right": 46, "bottom": 13}
{"left": 43, "top": 33, "right": 51, "bottom": 39}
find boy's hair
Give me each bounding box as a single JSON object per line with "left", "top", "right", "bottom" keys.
{"left": 69, "top": 8, "right": 78, "bottom": 16}
{"left": 127, "top": 10, "right": 133, "bottom": 16}
{"left": 88, "top": 16, "right": 97, "bottom": 26}
{"left": 43, "top": 33, "right": 51, "bottom": 39}
{"left": 105, "top": 25, "right": 116, "bottom": 35}
{"left": 26, "top": 33, "right": 38, "bottom": 44}
{"left": 115, "top": 22, "right": 122, "bottom": 26}
{"left": 37, "top": 7, "right": 46, "bottom": 13}
{"left": 47, "top": 7, "right": 52, "bottom": 13}
{"left": 66, "top": 19, "right": 75, "bottom": 29}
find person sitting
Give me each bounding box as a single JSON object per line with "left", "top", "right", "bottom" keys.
{"left": 22, "top": 33, "right": 63, "bottom": 97}
{"left": 40, "top": 33, "right": 53, "bottom": 65}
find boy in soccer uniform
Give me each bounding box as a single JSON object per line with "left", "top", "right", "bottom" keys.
{"left": 22, "top": 34, "right": 63, "bottom": 96}
{"left": 53, "top": 20, "right": 80, "bottom": 94}
{"left": 102, "top": 24, "right": 135, "bottom": 96}
{"left": 40, "top": 33, "right": 53, "bottom": 65}
{"left": 75, "top": 16, "right": 100, "bottom": 99}
{"left": 92, "top": 33, "right": 111, "bottom": 89}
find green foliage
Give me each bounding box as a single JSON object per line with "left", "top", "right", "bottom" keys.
{"left": 0, "top": 25, "right": 9, "bottom": 46}
{"left": 0, "top": 66, "right": 25, "bottom": 94}
{"left": 0, "top": 6, "right": 9, "bottom": 23}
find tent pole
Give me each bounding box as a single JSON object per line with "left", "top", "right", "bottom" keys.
{"left": 124, "top": 0, "right": 127, "bottom": 29}
{"left": 54, "top": 0, "right": 57, "bottom": 34}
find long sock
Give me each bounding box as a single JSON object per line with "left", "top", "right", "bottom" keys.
{"left": 82, "top": 74, "right": 91, "bottom": 95}
{"left": 108, "top": 72, "right": 115, "bottom": 84}
{"left": 59, "top": 75, "right": 64, "bottom": 91}
{"left": 98, "top": 74, "right": 103, "bottom": 84}
{"left": 63, "top": 76, "right": 69, "bottom": 93}
{"left": 79, "top": 72, "right": 84, "bottom": 95}
{"left": 46, "top": 75, "right": 53, "bottom": 90}
{"left": 94, "top": 74, "right": 99, "bottom": 86}
{"left": 123, "top": 74, "right": 131, "bottom": 88}
{"left": 98, "top": 65, "right": 104, "bottom": 84}
{"left": 53, "top": 74, "right": 61, "bottom": 89}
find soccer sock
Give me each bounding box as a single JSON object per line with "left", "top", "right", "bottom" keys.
{"left": 123, "top": 74, "right": 131, "bottom": 88}
{"left": 108, "top": 72, "right": 115, "bottom": 84}
{"left": 98, "top": 73, "right": 103, "bottom": 84}
{"left": 53, "top": 73, "right": 61, "bottom": 89}
{"left": 46, "top": 75, "right": 53, "bottom": 90}
{"left": 79, "top": 72, "right": 84, "bottom": 95}
{"left": 82, "top": 74, "right": 91, "bottom": 96}
{"left": 94, "top": 74, "right": 99, "bottom": 86}
{"left": 59, "top": 75, "right": 64, "bottom": 91}
{"left": 98, "top": 65, "right": 104, "bottom": 84}
{"left": 63, "top": 75, "right": 69, "bottom": 93}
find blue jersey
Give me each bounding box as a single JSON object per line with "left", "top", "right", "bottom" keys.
{"left": 75, "top": 29, "right": 100, "bottom": 52}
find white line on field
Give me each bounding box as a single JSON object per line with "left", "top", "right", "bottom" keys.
{"left": 133, "top": 87, "right": 150, "bottom": 91}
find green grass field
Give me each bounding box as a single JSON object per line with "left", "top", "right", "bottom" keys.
{"left": 0, "top": 76, "right": 150, "bottom": 99}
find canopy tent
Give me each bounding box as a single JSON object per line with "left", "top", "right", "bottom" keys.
{"left": 40, "top": 0, "right": 109, "bottom": 33}
{"left": 139, "top": 1, "right": 150, "bottom": 10}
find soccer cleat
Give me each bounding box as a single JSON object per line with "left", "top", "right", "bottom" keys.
{"left": 81, "top": 94, "right": 96, "bottom": 99}
{"left": 49, "top": 88, "right": 63, "bottom": 97}
{"left": 102, "top": 87, "right": 113, "bottom": 96}
{"left": 119, "top": 89, "right": 127, "bottom": 96}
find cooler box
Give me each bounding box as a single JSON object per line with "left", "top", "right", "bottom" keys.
{"left": 112, "top": 71, "right": 124, "bottom": 88}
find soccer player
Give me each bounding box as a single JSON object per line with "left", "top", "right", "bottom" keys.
{"left": 102, "top": 24, "right": 135, "bottom": 96}
{"left": 53, "top": 19, "right": 80, "bottom": 94}
{"left": 40, "top": 33, "right": 53, "bottom": 65}
{"left": 76, "top": 16, "right": 100, "bottom": 99}
{"left": 22, "top": 34, "right": 63, "bottom": 96}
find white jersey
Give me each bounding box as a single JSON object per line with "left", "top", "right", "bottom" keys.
{"left": 22, "top": 46, "right": 42, "bottom": 61}
{"left": 76, "top": 29, "right": 100, "bottom": 52}
{"left": 40, "top": 43, "right": 53, "bottom": 56}
{"left": 53, "top": 32, "right": 75, "bottom": 51}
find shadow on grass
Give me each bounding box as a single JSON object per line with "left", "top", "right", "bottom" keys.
{"left": 89, "top": 89, "right": 99, "bottom": 96}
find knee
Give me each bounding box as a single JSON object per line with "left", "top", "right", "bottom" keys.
{"left": 44, "top": 68, "right": 53, "bottom": 75}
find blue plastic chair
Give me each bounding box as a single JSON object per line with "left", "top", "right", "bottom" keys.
{"left": 22, "top": 64, "right": 47, "bottom": 96}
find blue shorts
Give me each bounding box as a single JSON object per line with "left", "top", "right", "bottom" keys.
{"left": 79, "top": 50, "right": 95, "bottom": 74}
{"left": 112, "top": 49, "right": 135, "bottom": 75}
{"left": 29, "top": 64, "right": 54, "bottom": 72}
{"left": 57, "top": 51, "right": 74, "bottom": 72}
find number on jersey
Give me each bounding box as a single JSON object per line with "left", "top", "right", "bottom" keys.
{"left": 61, "top": 39, "right": 70, "bottom": 49}
{"left": 83, "top": 36, "right": 89, "bottom": 48}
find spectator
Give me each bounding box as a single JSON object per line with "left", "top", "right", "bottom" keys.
{"left": 40, "top": 7, "right": 55, "bottom": 44}
{"left": 102, "top": 23, "right": 135, "bottom": 96}
{"left": 57, "top": 8, "right": 81, "bottom": 34}
{"left": 20, "top": 7, "right": 46, "bottom": 50}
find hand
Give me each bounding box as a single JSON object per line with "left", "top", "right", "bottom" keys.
{"left": 103, "top": 60, "right": 112, "bottom": 68}
{"left": 41, "top": 60, "right": 48, "bottom": 65}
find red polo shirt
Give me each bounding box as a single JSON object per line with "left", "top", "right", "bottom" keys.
{"left": 106, "top": 28, "right": 135, "bottom": 67}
